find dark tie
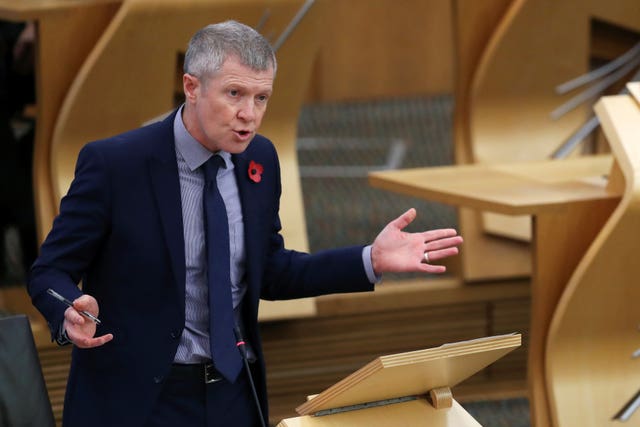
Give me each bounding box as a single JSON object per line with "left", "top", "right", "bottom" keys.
{"left": 202, "top": 155, "right": 242, "bottom": 382}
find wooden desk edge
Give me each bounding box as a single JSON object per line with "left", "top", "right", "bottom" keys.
{"left": 369, "top": 160, "right": 620, "bottom": 216}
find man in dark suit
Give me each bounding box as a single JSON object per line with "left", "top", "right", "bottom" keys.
{"left": 28, "top": 21, "right": 463, "bottom": 427}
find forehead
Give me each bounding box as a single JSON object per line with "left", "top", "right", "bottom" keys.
{"left": 207, "top": 56, "right": 274, "bottom": 90}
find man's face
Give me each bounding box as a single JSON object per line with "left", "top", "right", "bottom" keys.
{"left": 182, "top": 55, "right": 274, "bottom": 153}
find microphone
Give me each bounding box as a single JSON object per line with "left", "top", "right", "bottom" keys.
{"left": 234, "top": 327, "right": 267, "bottom": 427}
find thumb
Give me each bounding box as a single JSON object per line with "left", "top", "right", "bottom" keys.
{"left": 389, "top": 208, "right": 417, "bottom": 231}
{"left": 73, "top": 294, "right": 98, "bottom": 313}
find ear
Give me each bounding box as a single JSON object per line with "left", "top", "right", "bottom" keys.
{"left": 183, "top": 73, "right": 200, "bottom": 103}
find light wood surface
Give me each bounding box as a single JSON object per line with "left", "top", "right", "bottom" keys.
{"left": 451, "top": 0, "right": 532, "bottom": 281}
{"left": 307, "top": 0, "right": 454, "bottom": 102}
{"left": 470, "top": 0, "right": 640, "bottom": 229}
{"left": 629, "top": 82, "right": 640, "bottom": 102}
{"left": 370, "top": 154, "right": 622, "bottom": 427}
{"left": 546, "top": 84, "right": 640, "bottom": 426}
{"left": 276, "top": 334, "right": 520, "bottom": 426}
{"left": 296, "top": 334, "right": 521, "bottom": 414}
{"left": 370, "top": 155, "right": 617, "bottom": 215}
{"left": 0, "top": 0, "right": 118, "bottom": 19}
{"left": 447, "top": 2, "right": 640, "bottom": 423}
{"left": 452, "top": 0, "right": 640, "bottom": 281}
{"left": 468, "top": 0, "right": 640, "bottom": 164}
{"left": 277, "top": 399, "right": 481, "bottom": 427}
{"left": 263, "top": 277, "right": 531, "bottom": 423}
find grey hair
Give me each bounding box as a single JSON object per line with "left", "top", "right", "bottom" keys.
{"left": 183, "top": 20, "right": 277, "bottom": 81}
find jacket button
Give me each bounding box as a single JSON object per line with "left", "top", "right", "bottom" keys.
{"left": 153, "top": 376, "right": 163, "bottom": 384}
{"left": 170, "top": 330, "right": 179, "bottom": 339}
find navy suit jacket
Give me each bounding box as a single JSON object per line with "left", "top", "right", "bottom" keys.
{"left": 28, "top": 110, "right": 374, "bottom": 426}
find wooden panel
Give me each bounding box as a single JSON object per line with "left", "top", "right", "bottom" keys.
{"left": 369, "top": 155, "right": 617, "bottom": 216}
{"left": 451, "top": 0, "right": 514, "bottom": 165}
{"left": 368, "top": 147, "right": 623, "bottom": 426}
{"left": 263, "top": 279, "right": 530, "bottom": 424}
{"left": 451, "top": 0, "right": 531, "bottom": 281}
{"left": 307, "top": 0, "right": 454, "bottom": 102}
{"left": 39, "top": 345, "right": 72, "bottom": 427}
{"left": 452, "top": 0, "right": 640, "bottom": 282}
{"left": 294, "top": 334, "right": 520, "bottom": 415}
{"left": 546, "top": 87, "right": 640, "bottom": 426}
{"left": 278, "top": 399, "right": 481, "bottom": 427}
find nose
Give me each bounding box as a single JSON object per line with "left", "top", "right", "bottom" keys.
{"left": 237, "top": 99, "right": 256, "bottom": 122}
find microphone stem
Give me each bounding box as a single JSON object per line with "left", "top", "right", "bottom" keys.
{"left": 235, "top": 328, "right": 267, "bottom": 427}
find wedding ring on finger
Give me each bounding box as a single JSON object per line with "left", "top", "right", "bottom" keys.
{"left": 424, "top": 252, "right": 430, "bottom": 263}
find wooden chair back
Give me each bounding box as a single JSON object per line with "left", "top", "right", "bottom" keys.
{"left": 546, "top": 83, "right": 640, "bottom": 426}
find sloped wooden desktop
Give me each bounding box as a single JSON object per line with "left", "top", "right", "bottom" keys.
{"left": 277, "top": 334, "right": 521, "bottom": 426}
{"left": 369, "top": 128, "right": 625, "bottom": 424}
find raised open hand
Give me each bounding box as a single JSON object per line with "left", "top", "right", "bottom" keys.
{"left": 371, "top": 208, "right": 463, "bottom": 275}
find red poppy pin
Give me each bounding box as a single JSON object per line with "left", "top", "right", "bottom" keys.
{"left": 248, "top": 160, "right": 264, "bottom": 183}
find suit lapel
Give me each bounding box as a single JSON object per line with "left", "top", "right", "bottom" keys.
{"left": 232, "top": 153, "right": 263, "bottom": 294}
{"left": 148, "top": 115, "right": 186, "bottom": 311}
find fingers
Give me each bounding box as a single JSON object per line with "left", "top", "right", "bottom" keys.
{"left": 414, "top": 260, "right": 448, "bottom": 274}
{"left": 421, "top": 232, "right": 463, "bottom": 271}
{"left": 68, "top": 331, "right": 114, "bottom": 349}
{"left": 73, "top": 294, "right": 100, "bottom": 315}
{"left": 389, "top": 208, "right": 417, "bottom": 231}
{"left": 421, "top": 228, "right": 460, "bottom": 243}
{"left": 423, "top": 246, "right": 460, "bottom": 264}
{"left": 425, "top": 264, "right": 447, "bottom": 274}
{"left": 424, "top": 235, "right": 464, "bottom": 252}
{"left": 63, "top": 297, "right": 111, "bottom": 348}
{"left": 64, "top": 295, "right": 100, "bottom": 326}
{"left": 64, "top": 306, "right": 87, "bottom": 326}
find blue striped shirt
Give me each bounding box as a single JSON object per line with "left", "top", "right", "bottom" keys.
{"left": 171, "top": 106, "right": 378, "bottom": 363}
{"left": 172, "top": 106, "right": 246, "bottom": 363}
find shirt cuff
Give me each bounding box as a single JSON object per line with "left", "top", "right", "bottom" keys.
{"left": 362, "top": 245, "right": 382, "bottom": 284}
{"left": 55, "top": 323, "right": 71, "bottom": 346}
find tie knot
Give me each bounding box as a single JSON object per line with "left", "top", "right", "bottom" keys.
{"left": 203, "top": 155, "right": 225, "bottom": 183}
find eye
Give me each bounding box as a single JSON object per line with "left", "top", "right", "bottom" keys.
{"left": 256, "top": 94, "right": 269, "bottom": 103}
{"left": 229, "top": 89, "right": 239, "bottom": 97}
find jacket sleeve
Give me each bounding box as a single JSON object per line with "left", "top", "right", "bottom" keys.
{"left": 28, "top": 142, "right": 111, "bottom": 340}
{"left": 258, "top": 140, "right": 374, "bottom": 300}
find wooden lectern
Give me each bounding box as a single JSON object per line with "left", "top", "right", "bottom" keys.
{"left": 277, "top": 333, "right": 521, "bottom": 426}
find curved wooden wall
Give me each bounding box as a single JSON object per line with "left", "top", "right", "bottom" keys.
{"left": 546, "top": 84, "right": 640, "bottom": 427}
{"left": 455, "top": 0, "right": 640, "bottom": 280}
{"left": 451, "top": 0, "right": 531, "bottom": 281}
{"left": 308, "top": 0, "right": 454, "bottom": 102}
{"left": 469, "top": 0, "right": 639, "bottom": 164}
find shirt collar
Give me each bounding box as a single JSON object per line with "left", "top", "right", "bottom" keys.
{"left": 173, "top": 104, "right": 232, "bottom": 171}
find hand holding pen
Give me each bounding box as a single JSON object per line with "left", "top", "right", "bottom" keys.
{"left": 47, "top": 288, "right": 113, "bottom": 348}
{"left": 47, "top": 288, "right": 102, "bottom": 324}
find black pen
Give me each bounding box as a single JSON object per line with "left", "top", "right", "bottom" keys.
{"left": 46, "top": 288, "right": 102, "bottom": 325}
